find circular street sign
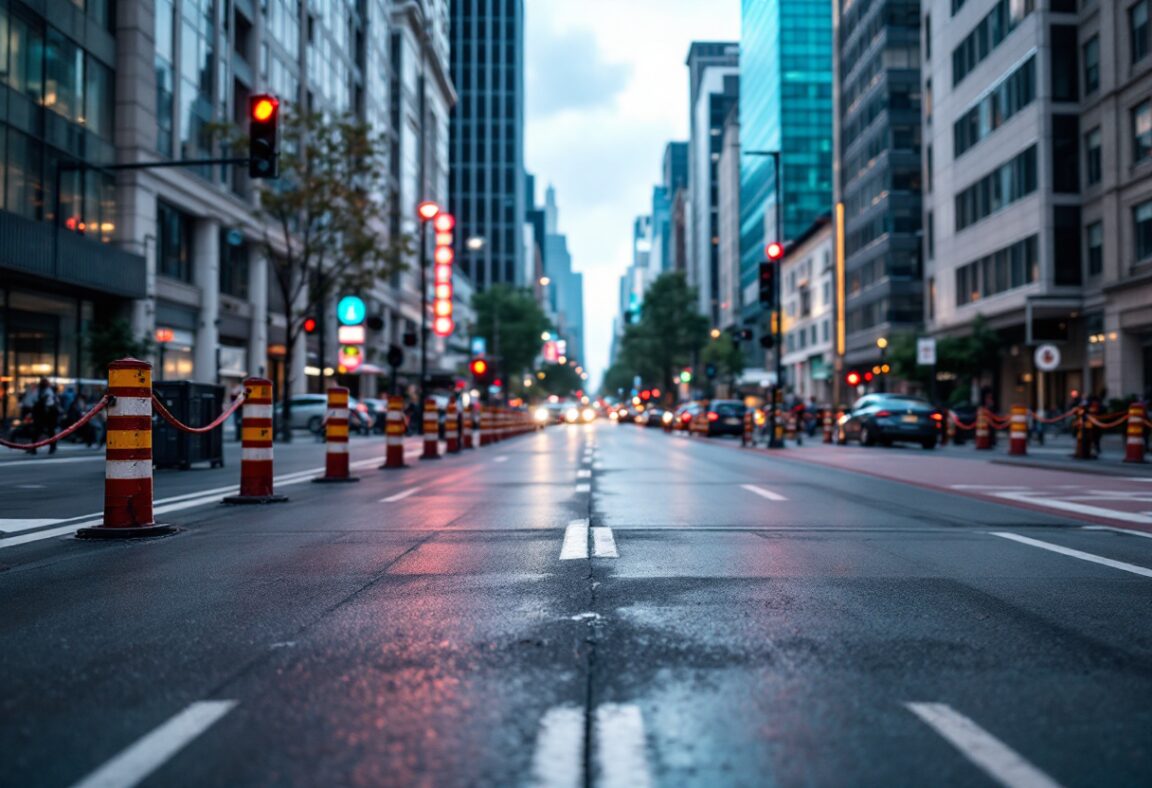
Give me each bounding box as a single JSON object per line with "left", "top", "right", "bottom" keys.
{"left": 1034, "top": 343, "right": 1061, "bottom": 372}
{"left": 337, "top": 296, "right": 367, "bottom": 326}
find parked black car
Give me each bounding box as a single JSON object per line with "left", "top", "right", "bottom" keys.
{"left": 704, "top": 399, "right": 747, "bottom": 437}
{"left": 836, "top": 394, "right": 943, "bottom": 449}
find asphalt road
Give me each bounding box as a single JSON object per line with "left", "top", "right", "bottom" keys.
{"left": 1, "top": 423, "right": 1150, "bottom": 787}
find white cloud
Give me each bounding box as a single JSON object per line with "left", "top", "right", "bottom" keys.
{"left": 525, "top": 0, "right": 741, "bottom": 390}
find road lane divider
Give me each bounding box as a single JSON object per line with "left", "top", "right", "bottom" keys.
{"left": 576, "top": 469, "right": 591, "bottom": 478}
{"left": 989, "top": 491, "right": 1152, "bottom": 526}
{"left": 560, "top": 520, "right": 589, "bottom": 560}
{"left": 1081, "top": 525, "right": 1152, "bottom": 539}
{"left": 906, "top": 702, "right": 1063, "bottom": 788}
{"left": 312, "top": 386, "right": 359, "bottom": 484}
{"left": 741, "top": 484, "right": 788, "bottom": 501}
{"left": 493, "top": 455, "right": 509, "bottom": 463}
{"left": 380, "top": 486, "right": 422, "bottom": 503}
{"left": 222, "top": 376, "right": 289, "bottom": 504}
{"left": 71, "top": 700, "right": 237, "bottom": 788}
{"left": 595, "top": 703, "right": 653, "bottom": 788}
{"left": 592, "top": 527, "right": 618, "bottom": 558}
{"left": 575, "top": 484, "right": 591, "bottom": 494}
{"left": 528, "top": 706, "right": 584, "bottom": 788}
{"left": 990, "top": 532, "right": 1152, "bottom": 578}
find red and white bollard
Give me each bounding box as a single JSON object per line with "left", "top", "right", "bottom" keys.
{"left": 78, "top": 358, "right": 177, "bottom": 538}
{"left": 421, "top": 397, "right": 440, "bottom": 460}
{"left": 446, "top": 397, "right": 461, "bottom": 454}
{"left": 314, "top": 386, "right": 359, "bottom": 483}
{"left": 1124, "top": 404, "right": 1146, "bottom": 464}
{"left": 1008, "top": 405, "right": 1027, "bottom": 456}
{"left": 381, "top": 395, "right": 406, "bottom": 469}
{"left": 463, "top": 402, "right": 476, "bottom": 449}
{"left": 223, "top": 377, "right": 288, "bottom": 504}
{"left": 823, "top": 410, "right": 833, "bottom": 444}
{"left": 975, "top": 407, "right": 992, "bottom": 450}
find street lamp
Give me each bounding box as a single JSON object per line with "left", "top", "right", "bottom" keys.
{"left": 876, "top": 337, "right": 888, "bottom": 393}
{"left": 710, "top": 328, "right": 721, "bottom": 339}
{"left": 539, "top": 276, "right": 551, "bottom": 286}
{"left": 416, "top": 200, "right": 440, "bottom": 410}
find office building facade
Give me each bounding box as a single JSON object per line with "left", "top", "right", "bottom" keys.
{"left": 449, "top": 0, "right": 525, "bottom": 290}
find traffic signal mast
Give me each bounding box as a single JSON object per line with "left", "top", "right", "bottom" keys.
{"left": 248, "top": 95, "right": 280, "bottom": 179}
{"left": 763, "top": 240, "right": 785, "bottom": 448}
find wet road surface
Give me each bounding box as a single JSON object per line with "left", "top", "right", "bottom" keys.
{"left": 1, "top": 423, "right": 1150, "bottom": 786}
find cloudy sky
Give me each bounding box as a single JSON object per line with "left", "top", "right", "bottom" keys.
{"left": 524, "top": 0, "right": 740, "bottom": 391}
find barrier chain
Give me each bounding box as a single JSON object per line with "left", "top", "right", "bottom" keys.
{"left": 151, "top": 392, "right": 245, "bottom": 434}
{"left": 0, "top": 395, "right": 111, "bottom": 451}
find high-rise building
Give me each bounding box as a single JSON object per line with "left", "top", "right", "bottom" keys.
{"left": 922, "top": 0, "right": 1087, "bottom": 408}
{"left": 717, "top": 104, "right": 742, "bottom": 331}
{"left": 449, "top": 0, "right": 526, "bottom": 290}
{"left": 0, "top": 0, "right": 456, "bottom": 421}
{"left": 686, "top": 42, "right": 739, "bottom": 325}
{"left": 659, "top": 142, "right": 689, "bottom": 273}
{"left": 542, "top": 185, "right": 584, "bottom": 365}
{"left": 740, "top": 0, "right": 834, "bottom": 330}
{"left": 833, "top": 0, "right": 921, "bottom": 368}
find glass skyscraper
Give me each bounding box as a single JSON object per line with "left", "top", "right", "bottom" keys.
{"left": 739, "top": 0, "right": 834, "bottom": 322}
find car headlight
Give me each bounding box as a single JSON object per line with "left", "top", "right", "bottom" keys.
{"left": 581, "top": 408, "right": 596, "bottom": 423}
{"left": 534, "top": 406, "right": 548, "bottom": 423}
{"left": 662, "top": 411, "right": 674, "bottom": 424}
{"left": 565, "top": 407, "right": 579, "bottom": 423}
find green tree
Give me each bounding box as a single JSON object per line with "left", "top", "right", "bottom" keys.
{"left": 536, "top": 363, "right": 583, "bottom": 397}
{"left": 605, "top": 273, "right": 709, "bottom": 401}
{"left": 471, "top": 285, "right": 552, "bottom": 382}
{"left": 85, "top": 320, "right": 153, "bottom": 375}
{"left": 888, "top": 315, "right": 1001, "bottom": 399}
{"left": 221, "top": 109, "right": 409, "bottom": 438}
{"left": 700, "top": 332, "right": 745, "bottom": 389}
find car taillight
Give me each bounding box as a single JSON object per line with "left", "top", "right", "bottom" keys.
{"left": 931, "top": 412, "right": 943, "bottom": 421}
{"left": 875, "top": 410, "right": 891, "bottom": 418}
{"left": 681, "top": 413, "right": 692, "bottom": 422}
{"left": 707, "top": 412, "right": 719, "bottom": 422}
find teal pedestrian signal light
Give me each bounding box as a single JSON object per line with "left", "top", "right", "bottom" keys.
{"left": 248, "top": 95, "right": 280, "bottom": 179}
{"left": 337, "top": 296, "right": 366, "bottom": 326}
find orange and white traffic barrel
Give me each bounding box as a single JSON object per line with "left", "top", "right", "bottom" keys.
{"left": 943, "top": 411, "right": 954, "bottom": 446}
{"left": 975, "top": 407, "right": 992, "bottom": 450}
{"left": 742, "top": 410, "right": 753, "bottom": 447}
{"left": 313, "top": 386, "right": 359, "bottom": 483}
{"left": 380, "top": 395, "right": 406, "bottom": 469}
{"left": 420, "top": 397, "right": 440, "bottom": 460}
{"left": 1008, "top": 405, "right": 1027, "bottom": 456}
{"left": 1124, "top": 404, "right": 1146, "bottom": 463}
{"left": 494, "top": 407, "right": 505, "bottom": 442}
{"left": 446, "top": 397, "right": 461, "bottom": 453}
{"left": 78, "top": 358, "right": 176, "bottom": 538}
{"left": 823, "top": 410, "right": 833, "bottom": 444}
{"left": 463, "top": 402, "right": 476, "bottom": 449}
{"left": 223, "top": 376, "right": 288, "bottom": 503}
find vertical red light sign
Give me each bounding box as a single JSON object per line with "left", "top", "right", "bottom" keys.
{"left": 432, "top": 213, "right": 455, "bottom": 336}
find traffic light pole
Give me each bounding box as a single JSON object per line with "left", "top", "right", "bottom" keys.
{"left": 419, "top": 217, "right": 430, "bottom": 423}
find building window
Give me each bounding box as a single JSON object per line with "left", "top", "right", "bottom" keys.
{"left": 1052, "top": 114, "right": 1080, "bottom": 193}
{"left": 953, "top": 56, "right": 1035, "bottom": 158}
{"left": 219, "top": 229, "right": 249, "bottom": 299}
{"left": 1136, "top": 199, "right": 1152, "bottom": 261}
{"left": 1083, "top": 36, "right": 1099, "bottom": 94}
{"left": 157, "top": 201, "right": 193, "bottom": 282}
{"left": 1051, "top": 26, "right": 1080, "bottom": 102}
{"left": 1054, "top": 206, "right": 1082, "bottom": 285}
{"left": 954, "top": 146, "right": 1038, "bottom": 231}
{"left": 1086, "top": 221, "right": 1103, "bottom": 276}
{"left": 1085, "top": 127, "right": 1102, "bottom": 185}
{"left": 1131, "top": 1, "right": 1149, "bottom": 62}
{"left": 1134, "top": 101, "right": 1152, "bottom": 164}
{"left": 951, "top": 0, "right": 1034, "bottom": 87}
{"left": 954, "top": 236, "right": 1038, "bottom": 306}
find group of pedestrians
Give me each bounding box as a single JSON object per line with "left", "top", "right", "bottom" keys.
{"left": 14, "top": 378, "right": 105, "bottom": 454}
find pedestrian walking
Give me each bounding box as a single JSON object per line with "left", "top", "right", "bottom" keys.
{"left": 24, "top": 377, "right": 60, "bottom": 454}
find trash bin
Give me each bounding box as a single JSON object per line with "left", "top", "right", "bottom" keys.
{"left": 152, "top": 381, "right": 226, "bottom": 469}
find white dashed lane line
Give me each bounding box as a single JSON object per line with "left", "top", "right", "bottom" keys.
{"left": 991, "top": 532, "right": 1152, "bottom": 579}
{"left": 741, "top": 484, "right": 788, "bottom": 501}
{"left": 575, "top": 484, "right": 591, "bottom": 494}
{"left": 560, "top": 520, "right": 589, "bottom": 560}
{"left": 592, "top": 527, "right": 618, "bottom": 558}
{"left": 906, "top": 702, "right": 1063, "bottom": 788}
{"left": 380, "top": 486, "right": 422, "bottom": 503}
{"left": 595, "top": 703, "right": 653, "bottom": 788}
{"left": 527, "top": 706, "right": 584, "bottom": 788}
{"left": 71, "top": 700, "right": 237, "bottom": 788}
{"left": 576, "top": 469, "right": 592, "bottom": 478}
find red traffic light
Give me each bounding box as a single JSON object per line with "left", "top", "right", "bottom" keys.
{"left": 303, "top": 316, "right": 318, "bottom": 334}
{"left": 417, "top": 201, "right": 440, "bottom": 220}
{"left": 766, "top": 241, "right": 785, "bottom": 261}
{"left": 433, "top": 213, "right": 455, "bottom": 233}
{"left": 845, "top": 370, "right": 862, "bottom": 387}
{"left": 470, "top": 358, "right": 489, "bottom": 377}
{"left": 252, "top": 96, "right": 278, "bottom": 122}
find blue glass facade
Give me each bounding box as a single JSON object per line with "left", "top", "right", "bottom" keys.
{"left": 739, "top": 0, "right": 834, "bottom": 322}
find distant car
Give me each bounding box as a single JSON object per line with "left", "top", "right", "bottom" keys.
{"left": 674, "top": 402, "right": 702, "bottom": 431}
{"left": 704, "top": 399, "right": 746, "bottom": 437}
{"left": 274, "top": 394, "right": 373, "bottom": 434}
{"left": 836, "top": 394, "right": 943, "bottom": 449}
{"left": 636, "top": 407, "right": 666, "bottom": 427}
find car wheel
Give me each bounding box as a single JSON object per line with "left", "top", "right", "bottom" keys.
{"left": 307, "top": 415, "right": 322, "bottom": 434}
{"left": 922, "top": 438, "right": 937, "bottom": 450}
{"left": 859, "top": 425, "right": 874, "bottom": 447}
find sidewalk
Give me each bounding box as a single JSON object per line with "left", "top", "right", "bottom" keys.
{"left": 938, "top": 432, "right": 1152, "bottom": 478}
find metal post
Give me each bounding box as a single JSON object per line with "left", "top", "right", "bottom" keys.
{"left": 769, "top": 153, "right": 784, "bottom": 449}
{"left": 419, "top": 218, "right": 429, "bottom": 431}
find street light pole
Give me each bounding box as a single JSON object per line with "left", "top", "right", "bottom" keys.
{"left": 419, "top": 217, "right": 430, "bottom": 408}
{"left": 745, "top": 149, "right": 784, "bottom": 448}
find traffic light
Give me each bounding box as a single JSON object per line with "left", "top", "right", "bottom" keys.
{"left": 705, "top": 363, "right": 717, "bottom": 380}
{"left": 759, "top": 334, "right": 774, "bottom": 349}
{"left": 766, "top": 241, "right": 785, "bottom": 261}
{"left": 758, "top": 262, "right": 775, "bottom": 306}
{"left": 248, "top": 95, "right": 280, "bottom": 179}
{"left": 679, "top": 368, "right": 692, "bottom": 384}
{"left": 845, "top": 370, "right": 862, "bottom": 387}
{"left": 470, "top": 357, "right": 491, "bottom": 384}
{"left": 302, "top": 316, "right": 318, "bottom": 334}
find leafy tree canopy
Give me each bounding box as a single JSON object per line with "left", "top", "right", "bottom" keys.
{"left": 471, "top": 285, "right": 552, "bottom": 379}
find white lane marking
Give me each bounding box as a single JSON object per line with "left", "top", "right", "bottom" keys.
{"left": 576, "top": 469, "right": 592, "bottom": 478}
{"left": 0, "top": 518, "right": 64, "bottom": 534}
{"left": 991, "top": 532, "right": 1152, "bottom": 579}
{"left": 741, "top": 484, "right": 788, "bottom": 501}
{"left": 528, "top": 706, "right": 584, "bottom": 788}
{"left": 990, "top": 491, "right": 1152, "bottom": 526}
{"left": 906, "top": 702, "right": 1063, "bottom": 788}
{"left": 71, "top": 700, "right": 237, "bottom": 788}
{"left": 493, "top": 455, "right": 509, "bottom": 463}
{"left": 1, "top": 454, "right": 397, "bottom": 549}
{"left": 0, "top": 455, "right": 105, "bottom": 468}
{"left": 575, "top": 484, "right": 591, "bottom": 494}
{"left": 592, "top": 527, "right": 618, "bottom": 558}
{"left": 951, "top": 484, "right": 1031, "bottom": 490}
{"left": 380, "top": 486, "right": 422, "bottom": 503}
{"left": 1081, "top": 525, "right": 1152, "bottom": 539}
{"left": 595, "top": 703, "right": 652, "bottom": 788}
{"left": 560, "top": 520, "right": 589, "bottom": 560}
